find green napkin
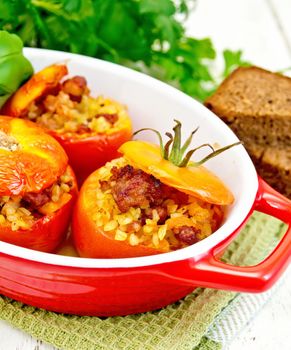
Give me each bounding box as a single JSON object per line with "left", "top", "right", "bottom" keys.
{"left": 0, "top": 212, "right": 286, "bottom": 350}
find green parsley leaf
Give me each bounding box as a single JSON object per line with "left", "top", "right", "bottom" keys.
{"left": 0, "top": 0, "right": 249, "bottom": 101}
{"left": 223, "top": 49, "right": 250, "bottom": 78}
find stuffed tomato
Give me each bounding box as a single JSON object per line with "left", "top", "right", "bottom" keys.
{"left": 0, "top": 116, "right": 77, "bottom": 252}
{"left": 2, "top": 64, "right": 132, "bottom": 183}
{"left": 73, "top": 121, "right": 238, "bottom": 258}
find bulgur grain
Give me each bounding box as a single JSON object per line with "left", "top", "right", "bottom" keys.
{"left": 0, "top": 166, "right": 74, "bottom": 231}
{"left": 104, "top": 220, "right": 118, "bottom": 232}
{"left": 0, "top": 131, "right": 20, "bottom": 151}
{"left": 27, "top": 79, "right": 129, "bottom": 136}
{"left": 129, "top": 233, "right": 139, "bottom": 246}
{"left": 18, "top": 207, "right": 32, "bottom": 216}
{"left": 0, "top": 215, "right": 5, "bottom": 224}
{"left": 115, "top": 229, "right": 128, "bottom": 241}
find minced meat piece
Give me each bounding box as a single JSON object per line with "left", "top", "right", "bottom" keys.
{"left": 22, "top": 190, "right": 51, "bottom": 209}
{"left": 172, "top": 226, "right": 200, "bottom": 245}
{"left": 143, "top": 206, "right": 168, "bottom": 224}
{"left": 111, "top": 165, "right": 164, "bottom": 213}
{"left": 95, "top": 113, "right": 118, "bottom": 125}
{"left": 77, "top": 124, "right": 92, "bottom": 134}
{"left": 99, "top": 180, "right": 111, "bottom": 192}
{"left": 162, "top": 185, "right": 189, "bottom": 205}
{"left": 126, "top": 221, "right": 142, "bottom": 232}
{"left": 62, "top": 76, "right": 88, "bottom": 102}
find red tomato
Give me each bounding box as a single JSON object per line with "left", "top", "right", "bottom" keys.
{"left": 1, "top": 64, "right": 132, "bottom": 184}
{"left": 0, "top": 186, "right": 76, "bottom": 252}
{"left": 53, "top": 123, "right": 132, "bottom": 185}
{"left": 1, "top": 64, "right": 68, "bottom": 117}
{"left": 0, "top": 116, "right": 77, "bottom": 252}
{"left": 73, "top": 140, "right": 232, "bottom": 258}
{"left": 72, "top": 168, "right": 164, "bottom": 258}
{"left": 0, "top": 116, "right": 68, "bottom": 195}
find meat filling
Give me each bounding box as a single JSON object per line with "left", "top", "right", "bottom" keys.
{"left": 143, "top": 206, "right": 168, "bottom": 224}
{"left": 110, "top": 165, "right": 164, "bottom": 212}
{"left": 62, "top": 76, "right": 88, "bottom": 102}
{"left": 23, "top": 190, "right": 51, "bottom": 209}
{"left": 27, "top": 75, "right": 127, "bottom": 135}
{"left": 172, "top": 226, "right": 200, "bottom": 245}
{"left": 95, "top": 113, "right": 118, "bottom": 125}
{"left": 102, "top": 164, "right": 206, "bottom": 247}
{"left": 0, "top": 167, "right": 74, "bottom": 231}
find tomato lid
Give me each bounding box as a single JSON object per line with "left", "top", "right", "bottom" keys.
{"left": 0, "top": 116, "right": 68, "bottom": 196}
{"left": 119, "top": 140, "right": 234, "bottom": 205}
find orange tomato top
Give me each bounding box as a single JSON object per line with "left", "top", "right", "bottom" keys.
{"left": 1, "top": 64, "right": 68, "bottom": 117}
{"left": 119, "top": 140, "right": 234, "bottom": 205}
{"left": 0, "top": 116, "right": 68, "bottom": 196}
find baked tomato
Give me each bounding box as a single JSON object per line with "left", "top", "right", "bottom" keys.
{"left": 72, "top": 121, "right": 239, "bottom": 258}
{"left": 72, "top": 158, "right": 168, "bottom": 258}
{"left": 2, "top": 64, "right": 132, "bottom": 184}
{"left": 0, "top": 116, "right": 77, "bottom": 252}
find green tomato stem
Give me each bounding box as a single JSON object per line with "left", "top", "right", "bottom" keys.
{"left": 133, "top": 128, "right": 164, "bottom": 158}
{"left": 169, "top": 119, "right": 182, "bottom": 164}
{"left": 134, "top": 120, "right": 242, "bottom": 168}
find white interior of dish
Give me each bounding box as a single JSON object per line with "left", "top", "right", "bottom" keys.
{"left": 0, "top": 48, "right": 258, "bottom": 268}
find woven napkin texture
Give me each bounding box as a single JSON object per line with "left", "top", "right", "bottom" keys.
{"left": 205, "top": 273, "right": 287, "bottom": 348}
{"left": 0, "top": 212, "right": 286, "bottom": 350}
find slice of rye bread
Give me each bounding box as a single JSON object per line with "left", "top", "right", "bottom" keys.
{"left": 204, "top": 66, "right": 291, "bottom": 147}
{"left": 247, "top": 145, "right": 291, "bottom": 199}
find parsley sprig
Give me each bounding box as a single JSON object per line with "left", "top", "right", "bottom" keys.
{"left": 0, "top": 0, "right": 249, "bottom": 101}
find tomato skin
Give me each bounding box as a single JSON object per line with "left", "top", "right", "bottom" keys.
{"left": 1, "top": 64, "right": 68, "bottom": 117}
{"left": 72, "top": 169, "right": 163, "bottom": 258}
{"left": 0, "top": 116, "right": 68, "bottom": 196}
{"left": 0, "top": 195, "right": 71, "bottom": 252}
{"left": 53, "top": 126, "right": 132, "bottom": 185}
{"left": 0, "top": 167, "right": 78, "bottom": 253}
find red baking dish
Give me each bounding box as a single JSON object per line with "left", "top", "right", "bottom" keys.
{"left": 0, "top": 49, "right": 290, "bottom": 316}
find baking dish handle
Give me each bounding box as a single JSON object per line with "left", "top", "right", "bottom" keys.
{"left": 184, "top": 177, "right": 291, "bottom": 292}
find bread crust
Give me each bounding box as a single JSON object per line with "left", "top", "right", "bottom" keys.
{"left": 205, "top": 66, "right": 291, "bottom": 198}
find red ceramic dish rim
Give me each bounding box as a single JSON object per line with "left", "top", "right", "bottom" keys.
{"left": 0, "top": 48, "right": 258, "bottom": 268}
